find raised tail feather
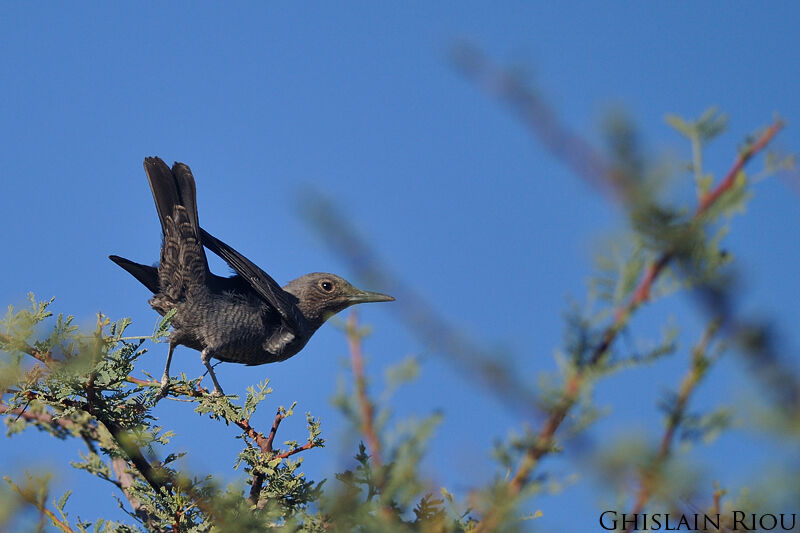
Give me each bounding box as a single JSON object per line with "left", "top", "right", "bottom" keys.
{"left": 142, "top": 156, "right": 209, "bottom": 285}
{"left": 143, "top": 157, "right": 180, "bottom": 236}
{"left": 158, "top": 205, "right": 208, "bottom": 302}
{"left": 110, "top": 156, "right": 210, "bottom": 299}
{"left": 143, "top": 157, "right": 204, "bottom": 244}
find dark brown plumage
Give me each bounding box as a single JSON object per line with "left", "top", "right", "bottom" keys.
{"left": 110, "top": 157, "right": 394, "bottom": 397}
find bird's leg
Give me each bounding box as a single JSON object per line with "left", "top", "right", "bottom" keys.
{"left": 154, "top": 341, "right": 176, "bottom": 402}
{"left": 200, "top": 348, "right": 224, "bottom": 396}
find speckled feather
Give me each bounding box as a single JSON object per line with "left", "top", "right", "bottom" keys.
{"left": 109, "top": 157, "right": 394, "bottom": 386}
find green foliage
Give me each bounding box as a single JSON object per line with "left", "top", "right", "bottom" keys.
{"left": 0, "top": 295, "right": 465, "bottom": 531}
{"left": 1, "top": 108, "right": 795, "bottom": 532}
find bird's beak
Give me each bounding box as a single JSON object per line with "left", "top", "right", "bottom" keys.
{"left": 349, "top": 289, "right": 395, "bottom": 304}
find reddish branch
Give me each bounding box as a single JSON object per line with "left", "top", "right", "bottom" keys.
{"left": 276, "top": 441, "right": 317, "bottom": 459}
{"left": 347, "top": 311, "right": 383, "bottom": 468}
{"left": 244, "top": 409, "right": 279, "bottom": 505}
{"left": 0, "top": 400, "right": 159, "bottom": 527}
{"left": 470, "top": 123, "right": 786, "bottom": 533}
{"left": 0, "top": 402, "right": 81, "bottom": 433}
{"left": 623, "top": 322, "right": 720, "bottom": 533}
{"left": 696, "top": 122, "right": 783, "bottom": 215}
{"left": 236, "top": 417, "right": 273, "bottom": 455}
{"left": 263, "top": 408, "right": 285, "bottom": 453}
{"left": 245, "top": 406, "right": 322, "bottom": 505}
{"left": 0, "top": 332, "right": 53, "bottom": 364}
{"left": 125, "top": 358, "right": 321, "bottom": 504}
{"left": 5, "top": 477, "right": 76, "bottom": 533}
{"left": 617, "top": 120, "right": 783, "bottom": 316}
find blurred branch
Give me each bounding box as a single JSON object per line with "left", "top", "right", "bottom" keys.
{"left": 452, "top": 44, "right": 800, "bottom": 417}
{"left": 506, "top": 119, "right": 782, "bottom": 494}
{"left": 346, "top": 311, "right": 383, "bottom": 468}
{"left": 695, "top": 122, "right": 783, "bottom": 215}
{"left": 110, "top": 457, "right": 158, "bottom": 529}
{"left": 301, "top": 193, "right": 540, "bottom": 413}
{"left": 451, "top": 42, "right": 633, "bottom": 203}
{"left": 343, "top": 311, "right": 399, "bottom": 524}
{"left": 0, "top": 401, "right": 85, "bottom": 435}
{"left": 4, "top": 476, "right": 74, "bottom": 533}
{"left": 608, "top": 122, "right": 783, "bottom": 317}
{"left": 0, "top": 332, "right": 53, "bottom": 364}
{"left": 623, "top": 320, "right": 721, "bottom": 533}
{"left": 472, "top": 118, "right": 783, "bottom": 533}
{"left": 1, "top": 398, "right": 159, "bottom": 527}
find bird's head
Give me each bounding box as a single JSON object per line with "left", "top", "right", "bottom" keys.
{"left": 283, "top": 273, "right": 394, "bottom": 328}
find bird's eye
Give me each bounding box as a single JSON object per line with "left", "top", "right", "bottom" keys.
{"left": 320, "top": 280, "right": 334, "bottom": 292}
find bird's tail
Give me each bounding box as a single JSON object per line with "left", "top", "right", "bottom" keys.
{"left": 108, "top": 255, "right": 160, "bottom": 293}
{"left": 143, "top": 156, "right": 208, "bottom": 272}
{"left": 143, "top": 157, "right": 202, "bottom": 238}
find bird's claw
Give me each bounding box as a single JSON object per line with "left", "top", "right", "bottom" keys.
{"left": 154, "top": 377, "right": 171, "bottom": 402}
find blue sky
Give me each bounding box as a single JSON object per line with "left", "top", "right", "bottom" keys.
{"left": 2, "top": 3, "right": 799, "bottom": 531}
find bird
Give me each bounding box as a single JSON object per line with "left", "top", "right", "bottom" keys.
{"left": 109, "top": 157, "right": 394, "bottom": 398}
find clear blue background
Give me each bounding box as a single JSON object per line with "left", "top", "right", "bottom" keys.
{"left": 2, "top": 3, "right": 799, "bottom": 531}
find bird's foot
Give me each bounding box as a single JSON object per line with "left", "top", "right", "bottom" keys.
{"left": 154, "top": 376, "right": 171, "bottom": 402}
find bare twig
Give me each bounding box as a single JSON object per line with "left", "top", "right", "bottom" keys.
{"left": 126, "top": 375, "right": 211, "bottom": 398}
{"left": 264, "top": 408, "right": 285, "bottom": 452}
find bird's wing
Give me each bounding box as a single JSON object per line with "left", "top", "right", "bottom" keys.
{"left": 199, "top": 228, "right": 302, "bottom": 331}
